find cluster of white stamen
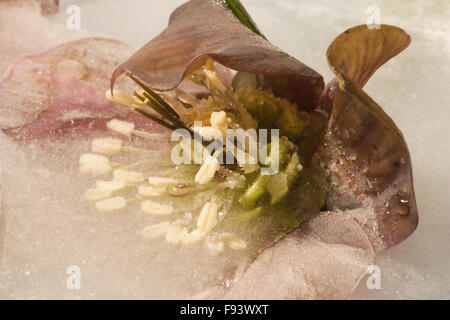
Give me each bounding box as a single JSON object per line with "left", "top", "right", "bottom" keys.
{"left": 141, "top": 219, "right": 246, "bottom": 255}
{"left": 80, "top": 117, "right": 246, "bottom": 254}
{"left": 83, "top": 180, "right": 127, "bottom": 202}
{"left": 138, "top": 197, "right": 247, "bottom": 254}
{"left": 79, "top": 153, "right": 109, "bottom": 165}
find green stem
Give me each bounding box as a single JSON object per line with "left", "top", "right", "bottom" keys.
{"left": 223, "top": 0, "right": 267, "bottom": 40}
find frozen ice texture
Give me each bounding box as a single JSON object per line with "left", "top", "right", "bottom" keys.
{"left": 0, "top": 1, "right": 88, "bottom": 78}
{"left": 202, "top": 211, "right": 375, "bottom": 299}
{"left": 0, "top": 0, "right": 449, "bottom": 299}
{"left": 0, "top": 4, "right": 321, "bottom": 299}
{"left": 230, "top": 0, "right": 450, "bottom": 300}
{"left": 0, "top": 27, "right": 250, "bottom": 298}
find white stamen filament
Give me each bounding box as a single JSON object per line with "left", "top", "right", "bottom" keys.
{"left": 106, "top": 119, "right": 162, "bottom": 140}
{"left": 210, "top": 111, "right": 229, "bottom": 135}
{"left": 180, "top": 136, "right": 206, "bottom": 165}
{"left": 95, "top": 180, "right": 127, "bottom": 193}
{"left": 121, "top": 160, "right": 156, "bottom": 171}
{"left": 205, "top": 70, "right": 227, "bottom": 94}
{"left": 107, "top": 119, "right": 135, "bottom": 136}
{"left": 173, "top": 88, "right": 201, "bottom": 106}
{"left": 138, "top": 185, "right": 166, "bottom": 197}
{"left": 92, "top": 138, "right": 123, "bottom": 155}
{"left": 148, "top": 177, "right": 180, "bottom": 186}
{"left": 113, "top": 169, "right": 145, "bottom": 184}
{"left": 95, "top": 196, "right": 127, "bottom": 212}
{"left": 142, "top": 222, "right": 171, "bottom": 240}
{"left": 79, "top": 153, "right": 109, "bottom": 165}
{"left": 106, "top": 89, "right": 140, "bottom": 106}
{"left": 131, "top": 130, "right": 162, "bottom": 139}
{"left": 216, "top": 233, "right": 247, "bottom": 250}
{"left": 195, "top": 155, "right": 220, "bottom": 185}
{"left": 165, "top": 225, "right": 188, "bottom": 244}
{"left": 228, "top": 239, "right": 247, "bottom": 250}
{"left": 193, "top": 125, "right": 223, "bottom": 141}
{"left": 141, "top": 200, "right": 173, "bottom": 215}
{"left": 206, "top": 236, "right": 225, "bottom": 255}
{"left": 80, "top": 163, "right": 112, "bottom": 175}
{"left": 183, "top": 229, "right": 207, "bottom": 246}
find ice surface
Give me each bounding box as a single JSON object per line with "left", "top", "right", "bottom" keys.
{"left": 0, "top": 1, "right": 88, "bottom": 77}
{"left": 221, "top": 211, "right": 376, "bottom": 299}
{"left": 234, "top": 0, "right": 450, "bottom": 299}
{"left": 1, "top": 0, "right": 449, "bottom": 299}
{"left": 0, "top": 130, "right": 253, "bottom": 299}
{"left": 51, "top": 0, "right": 450, "bottom": 299}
